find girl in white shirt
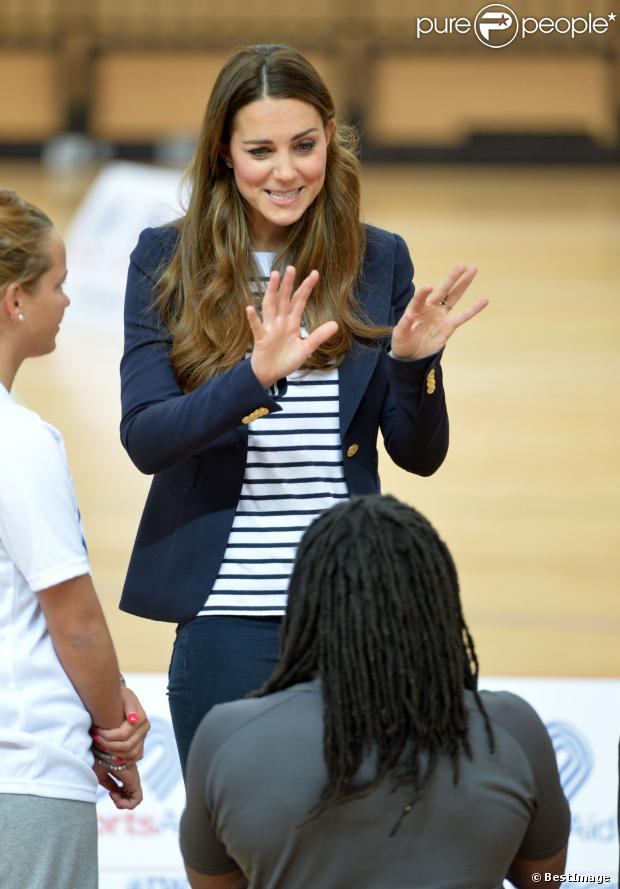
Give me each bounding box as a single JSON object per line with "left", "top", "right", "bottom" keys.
{"left": 0, "top": 189, "right": 148, "bottom": 889}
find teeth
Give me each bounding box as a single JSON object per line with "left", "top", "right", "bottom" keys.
{"left": 268, "top": 189, "right": 300, "bottom": 201}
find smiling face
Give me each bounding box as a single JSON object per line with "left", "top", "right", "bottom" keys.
{"left": 227, "top": 97, "right": 334, "bottom": 251}
{"left": 19, "top": 229, "right": 69, "bottom": 356}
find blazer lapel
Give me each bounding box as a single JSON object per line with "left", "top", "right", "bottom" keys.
{"left": 339, "top": 341, "right": 381, "bottom": 437}
{"left": 339, "top": 256, "right": 393, "bottom": 436}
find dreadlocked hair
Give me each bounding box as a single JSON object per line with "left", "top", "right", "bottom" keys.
{"left": 253, "top": 494, "right": 494, "bottom": 835}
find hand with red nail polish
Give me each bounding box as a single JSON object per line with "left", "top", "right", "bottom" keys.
{"left": 93, "top": 686, "right": 150, "bottom": 763}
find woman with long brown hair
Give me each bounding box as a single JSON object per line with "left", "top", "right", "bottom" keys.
{"left": 119, "top": 43, "right": 488, "bottom": 771}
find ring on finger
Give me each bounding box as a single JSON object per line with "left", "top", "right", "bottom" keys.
{"left": 440, "top": 298, "right": 451, "bottom": 312}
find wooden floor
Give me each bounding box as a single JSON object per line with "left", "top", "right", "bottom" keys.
{"left": 4, "top": 160, "right": 619, "bottom": 677}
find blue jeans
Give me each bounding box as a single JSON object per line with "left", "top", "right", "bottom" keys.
{"left": 168, "top": 615, "right": 282, "bottom": 774}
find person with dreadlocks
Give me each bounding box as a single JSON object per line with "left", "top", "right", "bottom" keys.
{"left": 179, "top": 495, "right": 570, "bottom": 889}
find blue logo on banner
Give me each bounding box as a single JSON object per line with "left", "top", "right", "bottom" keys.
{"left": 547, "top": 720, "right": 593, "bottom": 802}
{"left": 125, "top": 879, "right": 188, "bottom": 888}
{"left": 141, "top": 716, "right": 183, "bottom": 800}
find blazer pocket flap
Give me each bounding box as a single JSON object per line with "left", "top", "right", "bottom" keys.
{"left": 160, "top": 456, "right": 200, "bottom": 490}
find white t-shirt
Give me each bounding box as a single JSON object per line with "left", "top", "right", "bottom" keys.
{"left": 0, "top": 383, "right": 97, "bottom": 803}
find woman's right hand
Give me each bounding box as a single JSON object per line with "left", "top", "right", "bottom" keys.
{"left": 91, "top": 685, "right": 151, "bottom": 763}
{"left": 248, "top": 266, "right": 338, "bottom": 389}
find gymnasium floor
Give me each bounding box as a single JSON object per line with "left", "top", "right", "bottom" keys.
{"left": 4, "top": 159, "right": 619, "bottom": 678}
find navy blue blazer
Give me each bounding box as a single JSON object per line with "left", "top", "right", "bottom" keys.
{"left": 119, "top": 225, "right": 448, "bottom": 622}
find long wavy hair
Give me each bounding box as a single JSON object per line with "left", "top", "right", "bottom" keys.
{"left": 253, "top": 495, "right": 494, "bottom": 836}
{"left": 156, "top": 44, "right": 391, "bottom": 391}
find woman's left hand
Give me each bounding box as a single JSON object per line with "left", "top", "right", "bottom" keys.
{"left": 94, "top": 761, "right": 143, "bottom": 810}
{"left": 91, "top": 686, "right": 151, "bottom": 763}
{"left": 391, "top": 263, "right": 488, "bottom": 361}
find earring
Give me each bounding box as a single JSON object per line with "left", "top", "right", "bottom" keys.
{"left": 17, "top": 312, "right": 24, "bottom": 322}
{"left": 226, "top": 160, "right": 233, "bottom": 169}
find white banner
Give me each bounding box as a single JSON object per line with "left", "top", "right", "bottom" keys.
{"left": 64, "top": 161, "right": 183, "bottom": 332}
{"left": 98, "top": 675, "right": 619, "bottom": 888}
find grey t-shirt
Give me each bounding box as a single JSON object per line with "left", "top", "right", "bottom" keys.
{"left": 180, "top": 680, "right": 570, "bottom": 889}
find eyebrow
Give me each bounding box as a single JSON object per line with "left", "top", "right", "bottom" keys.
{"left": 242, "top": 127, "right": 319, "bottom": 145}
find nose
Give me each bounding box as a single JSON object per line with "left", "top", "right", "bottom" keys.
{"left": 273, "top": 152, "right": 296, "bottom": 182}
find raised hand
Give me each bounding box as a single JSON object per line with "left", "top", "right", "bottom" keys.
{"left": 248, "top": 266, "right": 338, "bottom": 389}
{"left": 391, "top": 263, "right": 488, "bottom": 361}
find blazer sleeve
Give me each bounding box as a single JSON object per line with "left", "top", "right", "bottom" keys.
{"left": 120, "top": 227, "right": 283, "bottom": 475}
{"left": 380, "top": 233, "right": 449, "bottom": 477}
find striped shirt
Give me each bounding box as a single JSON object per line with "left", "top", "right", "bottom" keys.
{"left": 199, "top": 253, "right": 349, "bottom": 617}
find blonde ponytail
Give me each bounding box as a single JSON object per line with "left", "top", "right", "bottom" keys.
{"left": 0, "top": 189, "right": 53, "bottom": 295}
